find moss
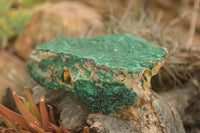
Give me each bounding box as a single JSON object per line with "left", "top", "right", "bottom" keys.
{"left": 74, "top": 80, "right": 137, "bottom": 114}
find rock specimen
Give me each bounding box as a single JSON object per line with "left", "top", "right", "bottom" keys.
{"left": 28, "top": 33, "right": 167, "bottom": 116}
{"left": 28, "top": 33, "right": 186, "bottom": 133}
{"left": 13, "top": 1, "right": 103, "bottom": 60}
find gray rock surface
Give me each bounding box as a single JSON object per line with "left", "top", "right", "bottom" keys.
{"left": 86, "top": 113, "right": 138, "bottom": 133}
{"left": 159, "top": 82, "right": 200, "bottom": 132}
{"left": 159, "top": 83, "right": 198, "bottom": 121}
{"left": 152, "top": 92, "right": 186, "bottom": 133}
{"left": 57, "top": 94, "right": 88, "bottom": 132}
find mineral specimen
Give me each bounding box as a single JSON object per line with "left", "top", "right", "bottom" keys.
{"left": 28, "top": 33, "right": 167, "bottom": 117}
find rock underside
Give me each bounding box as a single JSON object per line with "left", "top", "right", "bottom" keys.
{"left": 28, "top": 33, "right": 167, "bottom": 117}
{"left": 31, "top": 85, "right": 185, "bottom": 133}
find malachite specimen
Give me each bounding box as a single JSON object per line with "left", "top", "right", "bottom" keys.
{"left": 28, "top": 33, "right": 167, "bottom": 115}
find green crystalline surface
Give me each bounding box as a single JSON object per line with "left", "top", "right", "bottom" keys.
{"left": 28, "top": 54, "right": 137, "bottom": 114}
{"left": 29, "top": 33, "right": 167, "bottom": 115}
{"left": 36, "top": 33, "right": 167, "bottom": 72}
{"left": 74, "top": 80, "right": 137, "bottom": 114}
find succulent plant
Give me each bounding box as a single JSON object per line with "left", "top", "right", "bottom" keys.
{"left": 0, "top": 87, "right": 89, "bottom": 133}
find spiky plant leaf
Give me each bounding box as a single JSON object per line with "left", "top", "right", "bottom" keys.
{"left": 13, "top": 92, "right": 41, "bottom": 127}
{"left": 40, "top": 96, "right": 50, "bottom": 131}
{"left": 0, "top": 104, "right": 30, "bottom": 130}
{"left": 25, "top": 87, "right": 42, "bottom": 122}
{"left": 49, "top": 123, "right": 62, "bottom": 133}
{"left": 19, "top": 96, "right": 30, "bottom": 112}
{"left": 48, "top": 105, "right": 56, "bottom": 125}
{"left": 29, "top": 123, "right": 46, "bottom": 133}
{"left": 0, "top": 110, "right": 18, "bottom": 129}
{"left": 0, "top": 87, "right": 72, "bottom": 133}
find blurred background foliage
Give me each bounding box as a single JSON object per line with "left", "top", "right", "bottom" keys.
{"left": 0, "top": 0, "right": 37, "bottom": 46}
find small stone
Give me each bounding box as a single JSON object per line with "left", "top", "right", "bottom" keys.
{"left": 90, "top": 122, "right": 106, "bottom": 133}
{"left": 28, "top": 33, "right": 167, "bottom": 117}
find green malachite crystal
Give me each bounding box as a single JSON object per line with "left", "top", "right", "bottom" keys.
{"left": 28, "top": 33, "right": 167, "bottom": 115}
{"left": 36, "top": 33, "right": 167, "bottom": 72}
